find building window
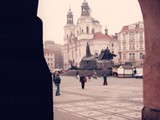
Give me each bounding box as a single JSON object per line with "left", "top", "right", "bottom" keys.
{"left": 129, "top": 24, "right": 135, "bottom": 29}
{"left": 123, "top": 43, "right": 126, "bottom": 50}
{"left": 48, "top": 58, "right": 49, "bottom": 61}
{"left": 112, "top": 43, "right": 114, "bottom": 47}
{"left": 129, "top": 31, "right": 135, "bottom": 40}
{"left": 86, "top": 26, "right": 89, "bottom": 33}
{"left": 92, "top": 29, "right": 95, "bottom": 34}
{"left": 51, "top": 63, "right": 52, "bottom": 66}
{"left": 139, "top": 23, "right": 144, "bottom": 28}
{"left": 140, "top": 53, "right": 143, "bottom": 59}
{"left": 123, "top": 33, "right": 126, "bottom": 41}
{"left": 129, "top": 42, "right": 135, "bottom": 50}
{"left": 139, "top": 31, "right": 143, "bottom": 40}
{"left": 129, "top": 53, "right": 132, "bottom": 60}
{"left": 82, "top": 29, "right": 84, "bottom": 33}
{"left": 129, "top": 53, "right": 135, "bottom": 60}
{"left": 140, "top": 42, "right": 143, "bottom": 49}
{"left": 132, "top": 53, "right": 135, "bottom": 60}
{"left": 123, "top": 54, "right": 126, "bottom": 60}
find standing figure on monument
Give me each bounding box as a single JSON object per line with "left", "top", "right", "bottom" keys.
{"left": 86, "top": 42, "right": 91, "bottom": 57}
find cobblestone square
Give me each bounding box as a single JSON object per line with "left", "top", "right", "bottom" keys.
{"left": 54, "top": 76, "right": 143, "bottom": 120}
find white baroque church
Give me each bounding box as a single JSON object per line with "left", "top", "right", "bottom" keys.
{"left": 63, "top": 0, "right": 118, "bottom": 69}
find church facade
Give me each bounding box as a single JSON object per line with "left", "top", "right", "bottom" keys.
{"left": 63, "top": 0, "right": 118, "bottom": 69}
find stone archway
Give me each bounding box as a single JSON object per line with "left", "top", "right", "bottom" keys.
{"left": 0, "top": 0, "right": 159, "bottom": 120}
{"left": 138, "top": 0, "right": 160, "bottom": 119}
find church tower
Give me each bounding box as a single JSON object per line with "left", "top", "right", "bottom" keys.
{"left": 67, "top": 7, "right": 74, "bottom": 24}
{"left": 81, "top": 0, "right": 90, "bottom": 16}
{"left": 64, "top": 7, "right": 75, "bottom": 44}
{"left": 105, "top": 25, "right": 108, "bottom": 35}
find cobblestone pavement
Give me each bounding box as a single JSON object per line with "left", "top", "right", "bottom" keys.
{"left": 53, "top": 76, "right": 143, "bottom": 120}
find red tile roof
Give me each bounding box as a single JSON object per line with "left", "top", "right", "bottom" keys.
{"left": 94, "top": 32, "right": 118, "bottom": 41}
{"left": 120, "top": 26, "right": 129, "bottom": 32}
{"left": 43, "top": 48, "right": 54, "bottom": 53}
{"left": 120, "top": 22, "right": 143, "bottom": 33}
{"left": 94, "top": 32, "right": 110, "bottom": 39}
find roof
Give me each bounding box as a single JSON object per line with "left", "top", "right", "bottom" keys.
{"left": 120, "top": 21, "right": 143, "bottom": 33}
{"left": 120, "top": 26, "right": 129, "bottom": 32}
{"left": 119, "top": 65, "right": 133, "bottom": 69}
{"left": 94, "top": 32, "right": 118, "bottom": 42}
{"left": 94, "top": 32, "right": 110, "bottom": 39}
{"left": 43, "top": 48, "right": 54, "bottom": 53}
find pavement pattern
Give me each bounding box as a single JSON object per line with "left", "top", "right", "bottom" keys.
{"left": 53, "top": 76, "right": 143, "bottom": 120}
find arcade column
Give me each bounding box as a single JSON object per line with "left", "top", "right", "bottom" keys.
{"left": 138, "top": 0, "right": 160, "bottom": 119}
{"left": 0, "top": 1, "right": 53, "bottom": 120}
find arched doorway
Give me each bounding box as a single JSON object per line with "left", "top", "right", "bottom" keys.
{"left": 0, "top": 0, "right": 159, "bottom": 120}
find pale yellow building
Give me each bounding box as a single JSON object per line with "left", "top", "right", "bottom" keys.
{"left": 118, "top": 21, "right": 145, "bottom": 67}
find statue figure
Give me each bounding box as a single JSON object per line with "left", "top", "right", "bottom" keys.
{"left": 99, "top": 47, "right": 116, "bottom": 60}
{"left": 69, "top": 59, "right": 74, "bottom": 68}
{"left": 86, "top": 42, "right": 91, "bottom": 57}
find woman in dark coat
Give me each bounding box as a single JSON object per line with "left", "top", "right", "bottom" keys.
{"left": 80, "top": 74, "right": 87, "bottom": 89}
{"left": 103, "top": 74, "right": 108, "bottom": 85}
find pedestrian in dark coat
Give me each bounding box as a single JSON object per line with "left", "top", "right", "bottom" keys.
{"left": 80, "top": 74, "right": 87, "bottom": 89}
{"left": 103, "top": 74, "right": 108, "bottom": 85}
{"left": 55, "top": 73, "right": 61, "bottom": 96}
{"left": 52, "top": 72, "right": 56, "bottom": 85}
{"left": 76, "top": 70, "right": 79, "bottom": 79}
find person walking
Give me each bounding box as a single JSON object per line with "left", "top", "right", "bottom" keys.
{"left": 75, "top": 70, "right": 79, "bottom": 79}
{"left": 103, "top": 74, "right": 108, "bottom": 86}
{"left": 87, "top": 73, "right": 92, "bottom": 82}
{"left": 133, "top": 68, "right": 137, "bottom": 77}
{"left": 55, "top": 73, "right": 61, "bottom": 96}
{"left": 80, "top": 74, "right": 87, "bottom": 89}
{"left": 93, "top": 70, "right": 97, "bottom": 79}
{"left": 52, "top": 71, "right": 57, "bottom": 85}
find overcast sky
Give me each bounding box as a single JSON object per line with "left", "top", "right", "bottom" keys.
{"left": 37, "top": 0, "right": 143, "bottom": 44}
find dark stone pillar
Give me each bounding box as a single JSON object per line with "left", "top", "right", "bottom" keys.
{"left": 0, "top": 1, "right": 53, "bottom": 120}
{"left": 138, "top": 0, "right": 160, "bottom": 119}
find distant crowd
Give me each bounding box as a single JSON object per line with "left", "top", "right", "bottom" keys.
{"left": 51, "top": 70, "right": 108, "bottom": 96}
